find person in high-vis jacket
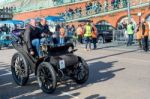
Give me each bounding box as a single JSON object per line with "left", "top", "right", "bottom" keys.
{"left": 127, "top": 21, "right": 134, "bottom": 46}
{"left": 84, "top": 22, "right": 92, "bottom": 51}
{"left": 141, "top": 19, "right": 149, "bottom": 52}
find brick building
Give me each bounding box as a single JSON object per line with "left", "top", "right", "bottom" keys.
{"left": 1, "top": 0, "right": 150, "bottom": 28}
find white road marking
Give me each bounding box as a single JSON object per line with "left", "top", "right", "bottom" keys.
{"left": 0, "top": 72, "right": 11, "bottom": 77}
{"left": 60, "top": 92, "right": 80, "bottom": 99}
{"left": 0, "top": 82, "right": 12, "bottom": 87}
{"left": 10, "top": 90, "right": 42, "bottom": 99}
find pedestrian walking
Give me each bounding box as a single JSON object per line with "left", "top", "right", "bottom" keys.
{"left": 141, "top": 19, "right": 149, "bottom": 52}
{"left": 84, "top": 21, "right": 92, "bottom": 51}
{"left": 136, "top": 23, "right": 142, "bottom": 49}
{"left": 127, "top": 22, "right": 134, "bottom": 46}
{"left": 91, "top": 24, "right": 97, "bottom": 49}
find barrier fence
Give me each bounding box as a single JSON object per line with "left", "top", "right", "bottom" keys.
{"left": 112, "top": 30, "right": 137, "bottom": 44}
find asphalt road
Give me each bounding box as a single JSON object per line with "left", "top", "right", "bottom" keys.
{"left": 0, "top": 46, "right": 150, "bottom": 99}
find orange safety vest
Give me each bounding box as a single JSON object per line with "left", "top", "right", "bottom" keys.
{"left": 144, "top": 22, "right": 149, "bottom": 37}
{"left": 92, "top": 27, "right": 97, "bottom": 38}
{"left": 60, "top": 28, "right": 65, "bottom": 37}
{"left": 136, "top": 24, "right": 142, "bottom": 40}
{"left": 76, "top": 27, "right": 83, "bottom": 36}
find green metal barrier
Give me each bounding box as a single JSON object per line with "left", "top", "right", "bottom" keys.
{"left": 63, "top": 1, "right": 150, "bottom": 22}
{"left": 13, "top": 0, "right": 89, "bottom": 13}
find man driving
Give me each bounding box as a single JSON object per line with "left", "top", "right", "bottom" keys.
{"left": 24, "top": 19, "right": 42, "bottom": 58}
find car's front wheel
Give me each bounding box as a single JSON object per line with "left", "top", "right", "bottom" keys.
{"left": 37, "top": 62, "right": 57, "bottom": 94}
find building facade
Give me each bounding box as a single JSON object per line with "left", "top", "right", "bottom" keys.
{"left": 0, "top": 7, "right": 13, "bottom": 21}
{"left": 1, "top": 0, "right": 150, "bottom": 28}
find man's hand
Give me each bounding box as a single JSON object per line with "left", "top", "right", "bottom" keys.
{"left": 41, "top": 33, "right": 47, "bottom": 37}
{"left": 30, "top": 51, "right": 34, "bottom": 55}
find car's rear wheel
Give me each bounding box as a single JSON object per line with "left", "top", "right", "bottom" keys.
{"left": 11, "top": 52, "right": 29, "bottom": 86}
{"left": 37, "top": 62, "right": 57, "bottom": 94}
{"left": 72, "top": 57, "right": 89, "bottom": 84}
{"left": 105, "top": 39, "right": 112, "bottom": 42}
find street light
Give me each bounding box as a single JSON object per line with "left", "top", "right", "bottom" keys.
{"left": 127, "top": 0, "right": 131, "bottom": 23}
{"left": 137, "top": 12, "right": 142, "bottom": 24}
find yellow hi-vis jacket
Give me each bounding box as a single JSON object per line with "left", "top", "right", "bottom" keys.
{"left": 84, "top": 25, "right": 92, "bottom": 37}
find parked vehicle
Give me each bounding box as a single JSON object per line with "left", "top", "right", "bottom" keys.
{"left": 0, "top": 20, "right": 24, "bottom": 50}
{"left": 96, "top": 24, "right": 114, "bottom": 43}
{"left": 0, "top": 33, "right": 12, "bottom": 50}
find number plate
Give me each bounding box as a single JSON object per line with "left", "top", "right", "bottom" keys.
{"left": 59, "top": 60, "right": 65, "bottom": 69}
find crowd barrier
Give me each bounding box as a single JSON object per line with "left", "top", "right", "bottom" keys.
{"left": 112, "top": 29, "right": 137, "bottom": 44}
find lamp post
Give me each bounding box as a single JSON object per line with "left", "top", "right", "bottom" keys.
{"left": 137, "top": 12, "right": 142, "bottom": 24}
{"left": 137, "top": 0, "right": 142, "bottom": 24}
{"left": 127, "top": 0, "right": 131, "bottom": 23}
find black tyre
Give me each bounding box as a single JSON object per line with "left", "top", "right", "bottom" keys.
{"left": 11, "top": 52, "right": 29, "bottom": 86}
{"left": 37, "top": 62, "right": 56, "bottom": 94}
{"left": 97, "top": 36, "right": 104, "bottom": 44}
{"left": 105, "top": 39, "right": 112, "bottom": 42}
{"left": 72, "top": 57, "right": 89, "bottom": 84}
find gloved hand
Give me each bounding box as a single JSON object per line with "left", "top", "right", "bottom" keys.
{"left": 41, "top": 33, "right": 47, "bottom": 37}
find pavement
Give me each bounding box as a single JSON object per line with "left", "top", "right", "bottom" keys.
{"left": 0, "top": 43, "right": 150, "bottom": 99}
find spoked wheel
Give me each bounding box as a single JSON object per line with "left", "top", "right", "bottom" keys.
{"left": 37, "top": 62, "right": 56, "bottom": 94}
{"left": 11, "top": 52, "right": 29, "bottom": 86}
{"left": 72, "top": 57, "right": 89, "bottom": 84}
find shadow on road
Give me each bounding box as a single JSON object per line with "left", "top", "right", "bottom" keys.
{"left": 86, "top": 49, "right": 139, "bottom": 62}
{"left": 85, "top": 94, "right": 106, "bottom": 99}
{"left": 0, "top": 59, "right": 125, "bottom": 99}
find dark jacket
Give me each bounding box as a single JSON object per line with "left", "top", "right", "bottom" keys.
{"left": 24, "top": 24, "right": 41, "bottom": 50}
{"left": 37, "top": 24, "right": 51, "bottom": 35}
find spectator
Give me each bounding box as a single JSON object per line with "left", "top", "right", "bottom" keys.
{"left": 59, "top": 24, "right": 65, "bottom": 45}
{"left": 79, "top": 7, "right": 82, "bottom": 17}
{"left": 114, "top": 0, "right": 120, "bottom": 9}
{"left": 71, "top": 0, "right": 75, "bottom": 3}
{"left": 122, "top": 0, "right": 127, "bottom": 8}
{"left": 136, "top": 23, "right": 142, "bottom": 49}
{"left": 89, "top": 1, "right": 93, "bottom": 14}
{"left": 91, "top": 23, "right": 97, "bottom": 49}
{"left": 76, "top": 24, "right": 83, "bottom": 44}
{"left": 104, "top": 0, "right": 109, "bottom": 12}
{"left": 141, "top": 18, "right": 149, "bottom": 52}
{"left": 68, "top": 8, "right": 74, "bottom": 19}
{"left": 93, "top": 1, "right": 98, "bottom": 13}
{"left": 86, "top": 2, "right": 90, "bottom": 15}
{"left": 96, "top": 1, "right": 102, "bottom": 14}
{"left": 111, "top": 0, "right": 115, "bottom": 9}
{"left": 38, "top": 18, "right": 52, "bottom": 45}
{"left": 65, "top": 9, "right": 70, "bottom": 19}
{"left": 1, "top": 24, "right": 9, "bottom": 34}
{"left": 75, "top": 7, "right": 79, "bottom": 17}
{"left": 52, "top": 23, "right": 60, "bottom": 45}
{"left": 67, "top": 25, "right": 74, "bottom": 41}
{"left": 75, "top": 7, "right": 82, "bottom": 18}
